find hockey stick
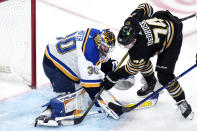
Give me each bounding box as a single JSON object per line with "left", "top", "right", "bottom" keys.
{"left": 57, "top": 94, "right": 158, "bottom": 123}
{"left": 109, "top": 64, "right": 197, "bottom": 113}
{"left": 61, "top": 52, "right": 129, "bottom": 125}
{"left": 121, "top": 94, "right": 159, "bottom": 109}
{"left": 55, "top": 110, "right": 104, "bottom": 121}
{"left": 180, "top": 13, "right": 197, "bottom": 21}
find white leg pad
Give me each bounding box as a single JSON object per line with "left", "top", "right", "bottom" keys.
{"left": 97, "top": 90, "right": 121, "bottom": 119}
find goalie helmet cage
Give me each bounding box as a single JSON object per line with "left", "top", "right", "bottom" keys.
{"left": 0, "top": 0, "right": 36, "bottom": 88}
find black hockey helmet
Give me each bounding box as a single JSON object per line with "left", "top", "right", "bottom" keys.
{"left": 117, "top": 25, "right": 136, "bottom": 46}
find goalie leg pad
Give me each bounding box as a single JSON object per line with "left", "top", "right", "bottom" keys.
{"left": 42, "top": 87, "right": 88, "bottom": 118}
{"left": 97, "top": 90, "right": 122, "bottom": 119}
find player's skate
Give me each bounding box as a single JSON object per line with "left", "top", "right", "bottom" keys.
{"left": 177, "top": 100, "right": 194, "bottom": 120}
{"left": 137, "top": 77, "right": 163, "bottom": 98}
{"left": 97, "top": 90, "right": 123, "bottom": 119}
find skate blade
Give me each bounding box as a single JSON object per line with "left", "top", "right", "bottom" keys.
{"left": 34, "top": 120, "right": 59, "bottom": 127}
{"left": 186, "top": 112, "right": 194, "bottom": 120}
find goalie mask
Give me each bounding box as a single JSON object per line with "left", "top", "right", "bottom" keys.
{"left": 117, "top": 25, "right": 136, "bottom": 48}
{"left": 94, "top": 29, "right": 116, "bottom": 59}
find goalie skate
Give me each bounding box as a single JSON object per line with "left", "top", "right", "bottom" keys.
{"left": 34, "top": 115, "right": 60, "bottom": 127}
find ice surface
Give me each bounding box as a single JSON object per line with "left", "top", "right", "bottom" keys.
{"left": 0, "top": 0, "right": 197, "bottom": 131}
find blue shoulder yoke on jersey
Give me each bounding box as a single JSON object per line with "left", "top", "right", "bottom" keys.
{"left": 82, "top": 28, "right": 101, "bottom": 66}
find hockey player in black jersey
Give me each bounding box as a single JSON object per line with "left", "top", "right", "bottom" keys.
{"left": 101, "top": 3, "right": 194, "bottom": 119}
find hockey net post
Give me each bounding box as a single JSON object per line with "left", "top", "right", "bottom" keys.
{"left": 31, "top": 0, "right": 36, "bottom": 89}
{"left": 0, "top": 0, "right": 36, "bottom": 88}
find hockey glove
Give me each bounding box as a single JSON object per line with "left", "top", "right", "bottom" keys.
{"left": 101, "top": 76, "right": 116, "bottom": 90}
{"left": 101, "top": 59, "right": 118, "bottom": 75}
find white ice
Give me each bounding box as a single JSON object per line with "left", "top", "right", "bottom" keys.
{"left": 0, "top": 0, "right": 197, "bottom": 131}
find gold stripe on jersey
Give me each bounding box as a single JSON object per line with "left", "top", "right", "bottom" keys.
{"left": 166, "top": 81, "right": 183, "bottom": 98}
{"left": 137, "top": 7, "right": 146, "bottom": 16}
{"left": 166, "top": 21, "right": 174, "bottom": 49}
{"left": 172, "top": 89, "right": 183, "bottom": 98}
{"left": 45, "top": 49, "right": 79, "bottom": 82}
{"left": 128, "top": 59, "right": 146, "bottom": 67}
{"left": 137, "top": 3, "right": 153, "bottom": 17}
{"left": 144, "top": 3, "right": 149, "bottom": 16}
{"left": 142, "top": 70, "right": 154, "bottom": 77}
{"left": 125, "top": 65, "right": 137, "bottom": 75}
{"left": 125, "top": 58, "right": 146, "bottom": 75}
{"left": 82, "top": 82, "right": 100, "bottom": 88}
{"left": 126, "top": 64, "right": 141, "bottom": 72}
{"left": 169, "top": 82, "right": 180, "bottom": 93}
{"left": 166, "top": 81, "right": 176, "bottom": 88}
{"left": 82, "top": 28, "right": 91, "bottom": 54}
{"left": 158, "top": 39, "right": 167, "bottom": 54}
{"left": 141, "top": 60, "right": 154, "bottom": 77}
{"left": 127, "top": 60, "right": 144, "bottom": 71}
{"left": 146, "top": 3, "right": 153, "bottom": 17}
{"left": 96, "top": 60, "right": 100, "bottom": 66}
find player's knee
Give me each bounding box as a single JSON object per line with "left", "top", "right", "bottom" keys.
{"left": 157, "top": 72, "right": 175, "bottom": 85}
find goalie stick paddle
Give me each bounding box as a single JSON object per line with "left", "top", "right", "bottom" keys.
{"left": 109, "top": 64, "right": 197, "bottom": 113}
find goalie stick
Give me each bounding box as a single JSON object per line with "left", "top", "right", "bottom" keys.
{"left": 55, "top": 110, "right": 104, "bottom": 121}
{"left": 108, "top": 64, "right": 197, "bottom": 113}
{"left": 56, "top": 94, "right": 159, "bottom": 125}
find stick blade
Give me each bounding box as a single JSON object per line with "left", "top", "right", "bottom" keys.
{"left": 108, "top": 102, "right": 123, "bottom": 112}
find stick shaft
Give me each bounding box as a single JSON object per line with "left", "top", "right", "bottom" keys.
{"left": 180, "top": 13, "right": 196, "bottom": 21}
{"left": 125, "top": 64, "right": 197, "bottom": 112}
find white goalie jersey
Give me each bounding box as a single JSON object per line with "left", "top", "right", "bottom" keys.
{"left": 44, "top": 28, "right": 105, "bottom": 88}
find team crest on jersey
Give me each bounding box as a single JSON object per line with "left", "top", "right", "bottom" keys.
{"left": 133, "top": 59, "right": 144, "bottom": 64}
